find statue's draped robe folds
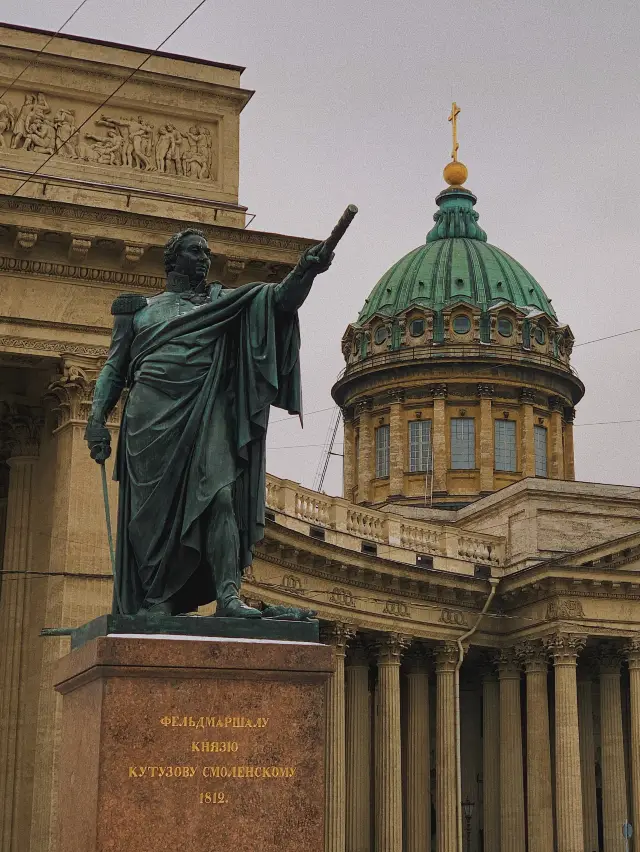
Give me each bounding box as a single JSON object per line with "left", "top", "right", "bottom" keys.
{"left": 106, "top": 282, "right": 302, "bottom": 614}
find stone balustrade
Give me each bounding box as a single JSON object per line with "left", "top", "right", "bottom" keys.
{"left": 264, "top": 474, "right": 504, "bottom": 571}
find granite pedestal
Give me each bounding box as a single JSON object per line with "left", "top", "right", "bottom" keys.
{"left": 54, "top": 632, "right": 333, "bottom": 852}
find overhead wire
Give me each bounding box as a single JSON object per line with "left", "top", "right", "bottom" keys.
{"left": 0, "top": 0, "right": 93, "bottom": 102}
{"left": 574, "top": 327, "right": 640, "bottom": 347}
{"left": 8, "top": 0, "right": 211, "bottom": 198}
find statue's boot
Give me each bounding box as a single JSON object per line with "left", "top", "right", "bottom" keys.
{"left": 215, "top": 596, "right": 262, "bottom": 619}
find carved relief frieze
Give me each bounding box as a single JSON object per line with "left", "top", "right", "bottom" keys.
{"left": 0, "top": 91, "right": 220, "bottom": 183}
{"left": 329, "top": 587, "right": 357, "bottom": 608}
{"left": 545, "top": 598, "right": 584, "bottom": 620}
{"left": 383, "top": 600, "right": 410, "bottom": 618}
{"left": 438, "top": 607, "right": 470, "bottom": 627}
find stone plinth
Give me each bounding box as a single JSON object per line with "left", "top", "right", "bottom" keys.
{"left": 54, "top": 635, "right": 333, "bottom": 852}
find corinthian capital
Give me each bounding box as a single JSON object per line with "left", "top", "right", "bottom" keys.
{"left": 0, "top": 403, "right": 42, "bottom": 458}
{"left": 376, "top": 633, "right": 411, "bottom": 664}
{"left": 598, "top": 642, "right": 623, "bottom": 674}
{"left": 625, "top": 637, "right": 640, "bottom": 669}
{"left": 543, "top": 633, "right": 586, "bottom": 665}
{"left": 496, "top": 648, "right": 521, "bottom": 678}
{"left": 434, "top": 640, "right": 459, "bottom": 672}
{"left": 320, "top": 621, "right": 355, "bottom": 654}
{"left": 516, "top": 640, "right": 549, "bottom": 672}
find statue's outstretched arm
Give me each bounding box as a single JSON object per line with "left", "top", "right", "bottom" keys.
{"left": 273, "top": 243, "right": 333, "bottom": 312}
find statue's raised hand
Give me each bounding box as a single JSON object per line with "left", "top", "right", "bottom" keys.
{"left": 300, "top": 243, "right": 334, "bottom": 275}
{"left": 85, "top": 419, "right": 112, "bottom": 464}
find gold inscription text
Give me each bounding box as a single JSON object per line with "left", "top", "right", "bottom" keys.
{"left": 199, "top": 792, "right": 228, "bottom": 804}
{"left": 160, "top": 715, "right": 268, "bottom": 729}
{"left": 191, "top": 741, "right": 239, "bottom": 753}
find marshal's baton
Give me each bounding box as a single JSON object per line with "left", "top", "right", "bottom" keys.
{"left": 321, "top": 204, "right": 358, "bottom": 255}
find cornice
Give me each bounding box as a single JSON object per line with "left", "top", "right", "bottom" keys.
{"left": 0, "top": 314, "right": 111, "bottom": 336}
{"left": 0, "top": 253, "right": 165, "bottom": 292}
{"left": 0, "top": 197, "right": 315, "bottom": 253}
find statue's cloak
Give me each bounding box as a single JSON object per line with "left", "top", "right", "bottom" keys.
{"left": 113, "top": 282, "right": 301, "bottom": 615}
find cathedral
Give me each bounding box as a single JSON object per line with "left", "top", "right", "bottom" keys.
{"left": 0, "top": 22, "right": 640, "bottom": 852}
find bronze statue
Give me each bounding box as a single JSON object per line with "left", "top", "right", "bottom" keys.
{"left": 85, "top": 207, "right": 356, "bottom": 619}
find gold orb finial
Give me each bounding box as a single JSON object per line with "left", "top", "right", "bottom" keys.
{"left": 445, "top": 101, "right": 467, "bottom": 186}
{"left": 443, "top": 160, "right": 468, "bottom": 186}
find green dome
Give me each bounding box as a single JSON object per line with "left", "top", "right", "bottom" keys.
{"left": 356, "top": 187, "right": 557, "bottom": 325}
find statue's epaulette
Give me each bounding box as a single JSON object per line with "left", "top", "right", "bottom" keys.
{"left": 111, "top": 294, "right": 148, "bottom": 316}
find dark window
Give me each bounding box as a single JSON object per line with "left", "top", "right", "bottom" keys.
{"left": 497, "top": 317, "right": 513, "bottom": 337}
{"left": 410, "top": 318, "right": 425, "bottom": 338}
{"left": 374, "top": 326, "right": 388, "bottom": 345}
{"left": 452, "top": 315, "right": 471, "bottom": 334}
{"left": 534, "top": 326, "right": 546, "bottom": 345}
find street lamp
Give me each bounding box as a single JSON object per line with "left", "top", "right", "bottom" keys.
{"left": 462, "top": 797, "right": 475, "bottom": 852}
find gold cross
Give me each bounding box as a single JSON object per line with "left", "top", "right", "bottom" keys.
{"left": 448, "top": 102, "right": 461, "bottom": 162}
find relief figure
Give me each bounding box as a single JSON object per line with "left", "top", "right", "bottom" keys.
{"left": 0, "top": 102, "right": 16, "bottom": 148}
{"left": 182, "top": 125, "right": 211, "bottom": 179}
{"left": 23, "top": 114, "right": 56, "bottom": 154}
{"left": 155, "top": 124, "right": 183, "bottom": 174}
{"left": 53, "top": 108, "right": 79, "bottom": 159}
{"left": 99, "top": 114, "right": 154, "bottom": 171}
{"left": 85, "top": 128, "right": 123, "bottom": 165}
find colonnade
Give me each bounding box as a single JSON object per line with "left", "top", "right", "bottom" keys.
{"left": 323, "top": 628, "right": 640, "bottom": 852}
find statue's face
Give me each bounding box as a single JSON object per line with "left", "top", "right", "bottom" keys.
{"left": 173, "top": 234, "right": 211, "bottom": 284}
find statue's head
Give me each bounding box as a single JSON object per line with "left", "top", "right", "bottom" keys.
{"left": 164, "top": 228, "right": 211, "bottom": 286}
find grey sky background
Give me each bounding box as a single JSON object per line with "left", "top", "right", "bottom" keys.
{"left": 3, "top": 0, "right": 640, "bottom": 495}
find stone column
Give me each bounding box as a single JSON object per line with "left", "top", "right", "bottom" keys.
{"left": 564, "top": 408, "right": 576, "bottom": 481}
{"left": 482, "top": 663, "right": 500, "bottom": 852}
{"left": 577, "top": 665, "right": 598, "bottom": 852}
{"left": 549, "top": 396, "right": 565, "bottom": 480}
{"left": 497, "top": 649, "right": 526, "bottom": 852}
{"left": 0, "top": 413, "right": 40, "bottom": 852}
{"left": 356, "top": 399, "right": 373, "bottom": 504}
{"left": 626, "top": 640, "right": 640, "bottom": 851}
{"left": 345, "top": 639, "right": 371, "bottom": 852}
{"left": 375, "top": 634, "right": 409, "bottom": 852}
{"left": 405, "top": 647, "right": 431, "bottom": 852}
{"left": 546, "top": 634, "right": 586, "bottom": 852}
{"left": 477, "top": 384, "right": 494, "bottom": 493}
{"left": 599, "top": 645, "right": 629, "bottom": 852}
{"left": 388, "top": 390, "right": 405, "bottom": 497}
{"left": 342, "top": 410, "right": 356, "bottom": 501}
{"left": 323, "top": 623, "right": 354, "bottom": 852}
{"left": 436, "top": 641, "right": 458, "bottom": 852}
{"left": 518, "top": 641, "right": 553, "bottom": 852}
{"left": 31, "top": 362, "right": 117, "bottom": 852}
{"left": 520, "top": 388, "right": 535, "bottom": 478}
{"left": 432, "top": 385, "right": 448, "bottom": 494}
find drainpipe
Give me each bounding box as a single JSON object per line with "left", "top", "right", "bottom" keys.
{"left": 455, "top": 577, "right": 500, "bottom": 852}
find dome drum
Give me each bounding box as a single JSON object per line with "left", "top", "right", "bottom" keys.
{"left": 340, "top": 381, "right": 577, "bottom": 508}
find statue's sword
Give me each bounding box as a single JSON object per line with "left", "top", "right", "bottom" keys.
{"left": 99, "top": 460, "right": 123, "bottom": 614}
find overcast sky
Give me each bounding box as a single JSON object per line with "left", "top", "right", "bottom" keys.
{"left": 3, "top": 0, "right": 640, "bottom": 495}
